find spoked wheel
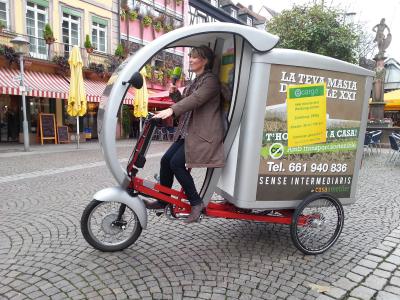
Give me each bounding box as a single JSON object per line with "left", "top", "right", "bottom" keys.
{"left": 81, "top": 200, "right": 142, "bottom": 252}
{"left": 290, "top": 193, "right": 344, "bottom": 255}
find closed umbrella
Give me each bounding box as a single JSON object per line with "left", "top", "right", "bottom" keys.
{"left": 67, "top": 46, "right": 87, "bottom": 148}
{"left": 134, "top": 67, "right": 148, "bottom": 132}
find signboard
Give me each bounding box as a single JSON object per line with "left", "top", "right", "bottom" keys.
{"left": 257, "top": 65, "right": 364, "bottom": 201}
{"left": 287, "top": 83, "right": 326, "bottom": 147}
{"left": 39, "top": 113, "right": 57, "bottom": 144}
{"left": 57, "top": 126, "right": 69, "bottom": 143}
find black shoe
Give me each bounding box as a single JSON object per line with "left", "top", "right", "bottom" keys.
{"left": 143, "top": 199, "right": 167, "bottom": 210}
{"left": 183, "top": 202, "right": 204, "bottom": 224}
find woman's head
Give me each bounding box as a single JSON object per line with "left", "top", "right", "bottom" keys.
{"left": 189, "top": 45, "right": 215, "bottom": 75}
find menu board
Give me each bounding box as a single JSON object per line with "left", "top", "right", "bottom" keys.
{"left": 39, "top": 113, "right": 57, "bottom": 144}
{"left": 57, "top": 126, "right": 69, "bottom": 143}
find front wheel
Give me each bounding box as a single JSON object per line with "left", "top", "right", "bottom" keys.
{"left": 290, "top": 193, "right": 344, "bottom": 255}
{"left": 81, "top": 200, "right": 142, "bottom": 252}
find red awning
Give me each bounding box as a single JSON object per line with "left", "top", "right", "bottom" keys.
{"left": 148, "top": 87, "right": 185, "bottom": 100}
{"left": 0, "top": 67, "right": 69, "bottom": 99}
{"left": 70, "top": 79, "right": 132, "bottom": 104}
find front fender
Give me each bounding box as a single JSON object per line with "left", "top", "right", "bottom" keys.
{"left": 93, "top": 187, "right": 148, "bottom": 230}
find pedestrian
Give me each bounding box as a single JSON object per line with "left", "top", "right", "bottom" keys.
{"left": 144, "top": 45, "right": 225, "bottom": 224}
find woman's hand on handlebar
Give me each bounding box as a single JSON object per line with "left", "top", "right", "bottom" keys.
{"left": 153, "top": 108, "right": 173, "bottom": 119}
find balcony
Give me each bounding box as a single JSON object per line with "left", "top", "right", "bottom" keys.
{"left": 0, "top": 30, "right": 115, "bottom": 74}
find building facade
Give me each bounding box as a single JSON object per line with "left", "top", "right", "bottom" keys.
{"left": 0, "top": 0, "right": 119, "bottom": 143}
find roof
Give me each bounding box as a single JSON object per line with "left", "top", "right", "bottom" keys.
{"left": 219, "top": 0, "right": 236, "bottom": 7}
{"left": 236, "top": 3, "right": 267, "bottom": 24}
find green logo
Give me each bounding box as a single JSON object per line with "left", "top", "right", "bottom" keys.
{"left": 289, "top": 85, "right": 324, "bottom": 99}
{"left": 269, "top": 143, "right": 284, "bottom": 159}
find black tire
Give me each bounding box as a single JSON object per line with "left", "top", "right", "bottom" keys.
{"left": 81, "top": 200, "right": 142, "bottom": 252}
{"left": 290, "top": 193, "right": 344, "bottom": 255}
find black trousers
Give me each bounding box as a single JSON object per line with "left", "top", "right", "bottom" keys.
{"left": 160, "top": 139, "right": 202, "bottom": 206}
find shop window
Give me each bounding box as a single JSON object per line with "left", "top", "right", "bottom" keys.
{"left": 26, "top": 1, "right": 48, "bottom": 59}
{"left": 28, "top": 97, "right": 51, "bottom": 134}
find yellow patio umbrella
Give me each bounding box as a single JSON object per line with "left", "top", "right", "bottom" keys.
{"left": 67, "top": 46, "right": 87, "bottom": 148}
{"left": 383, "top": 89, "right": 400, "bottom": 110}
{"left": 369, "top": 89, "right": 400, "bottom": 110}
{"left": 134, "top": 68, "right": 148, "bottom": 131}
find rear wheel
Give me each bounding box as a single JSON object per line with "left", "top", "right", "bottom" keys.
{"left": 81, "top": 200, "right": 142, "bottom": 252}
{"left": 290, "top": 193, "right": 344, "bottom": 255}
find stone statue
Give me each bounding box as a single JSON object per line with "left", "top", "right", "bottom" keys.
{"left": 372, "top": 18, "right": 392, "bottom": 56}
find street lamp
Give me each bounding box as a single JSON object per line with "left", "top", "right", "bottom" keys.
{"left": 10, "top": 36, "right": 30, "bottom": 151}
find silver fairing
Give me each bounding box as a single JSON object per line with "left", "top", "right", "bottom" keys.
{"left": 98, "top": 23, "right": 279, "bottom": 187}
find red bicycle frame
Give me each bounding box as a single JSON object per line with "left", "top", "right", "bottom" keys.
{"left": 126, "top": 117, "right": 306, "bottom": 226}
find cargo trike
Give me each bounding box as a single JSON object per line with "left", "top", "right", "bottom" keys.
{"left": 80, "top": 23, "right": 374, "bottom": 255}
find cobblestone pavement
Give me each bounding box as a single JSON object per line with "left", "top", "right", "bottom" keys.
{"left": 1, "top": 141, "right": 400, "bottom": 299}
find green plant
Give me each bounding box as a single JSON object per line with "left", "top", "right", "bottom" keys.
{"left": 120, "top": 9, "right": 127, "bottom": 20}
{"left": 43, "top": 24, "right": 55, "bottom": 43}
{"left": 164, "top": 23, "right": 174, "bottom": 32}
{"left": 52, "top": 55, "right": 69, "bottom": 70}
{"left": 114, "top": 44, "right": 125, "bottom": 58}
{"left": 153, "top": 21, "right": 163, "bottom": 32}
{"left": 144, "top": 64, "right": 153, "bottom": 79}
{"left": 88, "top": 62, "right": 105, "bottom": 75}
{"left": 0, "top": 20, "right": 6, "bottom": 30}
{"left": 84, "top": 34, "right": 92, "bottom": 49}
{"left": 155, "top": 70, "right": 164, "bottom": 83}
{"left": 129, "top": 9, "right": 138, "bottom": 21}
{"left": 2, "top": 45, "right": 18, "bottom": 65}
{"left": 142, "top": 15, "right": 153, "bottom": 27}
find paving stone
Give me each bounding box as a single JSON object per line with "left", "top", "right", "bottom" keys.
{"left": 376, "top": 291, "right": 400, "bottom": 300}
{"left": 346, "top": 272, "right": 364, "bottom": 283}
{"left": 377, "top": 244, "right": 393, "bottom": 252}
{"left": 382, "top": 241, "right": 397, "bottom": 249}
{"left": 324, "top": 287, "right": 346, "bottom": 299}
{"left": 369, "top": 248, "right": 389, "bottom": 258}
{"left": 392, "top": 249, "right": 400, "bottom": 257}
{"left": 387, "top": 255, "right": 400, "bottom": 265}
{"left": 358, "top": 259, "right": 379, "bottom": 269}
{"left": 373, "top": 269, "right": 392, "bottom": 279}
{"left": 379, "top": 262, "right": 397, "bottom": 272}
{"left": 350, "top": 286, "right": 377, "bottom": 300}
{"left": 385, "top": 285, "right": 400, "bottom": 295}
{"left": 333, "top": 277, "right": 358, "bottom": 290}
{"left": 352, "top": 266, "right": 373, "bottom": 277}
{"left": 364, "top": 254, "right": 384, "bottom": 263}
{"left": 385, "top": 237, "right": 400, "bottom": 244}
{"left": 316, "top": 295, "right": 335, "bottom": 300}
{"left": 390, "top": 276, "right": 400, "bottom": 287}
{"left": 362, "top": 275, "right": 387, "bottom": 290}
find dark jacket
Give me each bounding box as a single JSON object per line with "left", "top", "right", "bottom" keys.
{"left": 171, "top": 72, "right": 224, "bottom": 168}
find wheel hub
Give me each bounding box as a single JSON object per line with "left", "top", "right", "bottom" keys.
{"left": 309, "top": 213, "right": 325, "bottom": 228}
{"left": 101, "top": 214, "right": 125, "bottom": 234}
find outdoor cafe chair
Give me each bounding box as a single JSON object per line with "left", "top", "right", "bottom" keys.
{"left": 165, "top": 127, "right": 176, "bottom": 141}
{"left": 387, "top": 134, "right": 400, "bottom": 164}
{"left": 363, "top": 132, "right": 373, "bottom": 157}
{"left": 370, "top": 130, "right": 383, "bottom": 154}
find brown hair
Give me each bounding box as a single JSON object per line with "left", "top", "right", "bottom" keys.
{"left": 189, "top": 45, "right": 215, "bottom": 70}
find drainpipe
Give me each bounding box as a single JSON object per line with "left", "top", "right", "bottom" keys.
{"left": 117, "top": 0, "right": 121, "bottom": 44}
